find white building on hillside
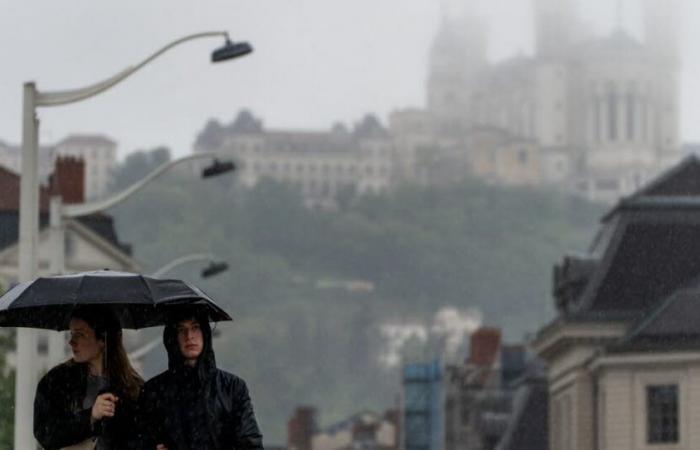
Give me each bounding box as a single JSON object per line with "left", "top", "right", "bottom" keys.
{"left": 419, "top": 0, "right": 683, "bottom": 202}
{"left": 54, "top": 134, "right": 118, "bottom": 199}
{"left": 195, "top": 111, "right": 394, "bottom": 209}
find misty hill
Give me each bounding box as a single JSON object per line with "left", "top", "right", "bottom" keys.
{"left": 108, "top": 149, "right": 604, "bottom": 443}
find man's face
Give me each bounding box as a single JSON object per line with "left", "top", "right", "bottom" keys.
{"left": 177, "top": 318, "right": 204, "bottom": 364}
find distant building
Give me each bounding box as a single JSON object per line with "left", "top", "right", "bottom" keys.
{"left": 442, "top": 329, "right": 528, "bottom": 450}
{"left": 401, "top": 328, "right": 534, "bottom": 450}
{"left": 195, "top": 111, "right": 393, "bottom": 209}
{"left": 54, "top": 134, "right": 118, "bottom": 199}
{"left": 193, "top": 0, "right": 682, "bottom": 206}
{"left": 413, "top": 0, "right": 683, "bottom": 202}
{"left": 533, "top": 156, "right": 700, "bottom": 449}
{"left": 402, "top": 360, "right": 443, "bottom": 450}
{"left": 0, "top": 133, "right": 118, "bottom": 200}
{"left": 288, "top": 406, "right": 399, "bottom": 450}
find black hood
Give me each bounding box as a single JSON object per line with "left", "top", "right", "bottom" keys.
{"left": 162, "top": 309, "right": 217, "bottom": 382}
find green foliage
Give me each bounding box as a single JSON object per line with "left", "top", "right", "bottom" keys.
{"left": 0, "top": 325, "right": 15, "bottom": 449}
{"left": 109, "top": 151, "right": 604, "bottom": 442}
{"left": 108, "top": 146, "right": 171, "bottom": 192}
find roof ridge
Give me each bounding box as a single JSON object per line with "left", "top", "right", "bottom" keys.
{"left": 623, "top": 292, "right": 680, "bottom": 343}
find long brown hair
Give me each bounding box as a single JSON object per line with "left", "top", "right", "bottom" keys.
{"left": 71, "top": 306, "right": 144, "bottom": 400}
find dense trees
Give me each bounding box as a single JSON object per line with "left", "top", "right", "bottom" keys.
{"left": 108, "top": 149, "right": 604, "bottom": 442}
{"left": 0, "top": 279, "right": 14, "bottom": 448}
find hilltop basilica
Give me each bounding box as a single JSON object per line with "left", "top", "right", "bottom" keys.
{"left": 401, "top": 0, "right": 683, "bottom": 202}
{"left": 197, "top": 0, "right": 683, "bottom": 206}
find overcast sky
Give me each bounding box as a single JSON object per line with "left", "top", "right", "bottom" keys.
{"left": 1, "top": 0, "right": 698, "bottom": 159}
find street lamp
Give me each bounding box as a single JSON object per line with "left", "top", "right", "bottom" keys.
{"left": 16, "top": 31, "right": 251, "bottom": 450}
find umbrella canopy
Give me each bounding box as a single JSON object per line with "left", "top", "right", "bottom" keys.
{"left": 0, "top": 270, "right": 232, "bottom": 330}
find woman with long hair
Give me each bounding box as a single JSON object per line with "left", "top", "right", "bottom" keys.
{"left": 34, "top": 306, "right": 144, "bottom": 449}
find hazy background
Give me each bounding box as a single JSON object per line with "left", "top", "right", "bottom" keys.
{"left": 1, "top": 0, "right": 699, "bottom": 159}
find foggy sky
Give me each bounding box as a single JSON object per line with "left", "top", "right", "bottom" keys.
{"left": 0, "top": 0, "right": 698, "bottom": 159}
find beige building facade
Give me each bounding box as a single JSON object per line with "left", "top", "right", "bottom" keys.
{"left": 533, "top": 157, "right": 700, "bottom": 450}
{"left": 196, "top": 111, "right": 394, "bottom": 208}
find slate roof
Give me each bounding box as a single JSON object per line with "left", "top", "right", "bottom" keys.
{"left": 565, "top": 156, "right": 700, "bottom": 320}
{"left": 496, "top": 378, "right": 549, "bottom": 450}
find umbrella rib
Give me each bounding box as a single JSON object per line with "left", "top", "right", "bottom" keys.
{"left": 74, "top": 273, "right": 86, "bottom": 306}
{"left": 139, "top": 274, "right": 156, "bottom": 305}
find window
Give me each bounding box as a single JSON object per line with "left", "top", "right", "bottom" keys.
{"left": 595, "top": 96, "right": 604, "bottom": 143}
{"left": 517, "top": 149, "right": 528, "bottom": 164}
{"left": 608, "top": 83, "right": 618, "bottom": 141}
{"left": 626, "top": 87, "right": 636, "bottom": 140}
{"left": 647, "top": 384, "right": 679, "bottom": 444}
{"left": 641, "top": 98, "right": 648, "bottom": 142}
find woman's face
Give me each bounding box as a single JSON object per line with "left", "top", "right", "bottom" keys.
{"left": 68, "top": 318, "right": 105, "bottom": 365}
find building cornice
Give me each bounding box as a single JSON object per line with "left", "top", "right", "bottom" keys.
{"left": 532, "top": 319, "right": 628, "bottom": 361}
{"left": 590, "top": 351, "right": 700, "bottom": 372}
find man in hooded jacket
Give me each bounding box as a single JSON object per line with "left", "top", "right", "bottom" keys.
{"left": 138, "top": 310, "right": 263, "bottom": 450}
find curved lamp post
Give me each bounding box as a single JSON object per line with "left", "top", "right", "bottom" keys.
{"left": 16, "top": 32, "right": 251, "bottom": 449}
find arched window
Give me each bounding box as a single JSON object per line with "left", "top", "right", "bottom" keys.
{"left": 626, "top": 83, "right": 636, "bottom": 140}
{"left": 607, "top": 82, "right": 618, "bottom": 141}
{"left": 593, "top": 94, "right": 602, "bottom": 143}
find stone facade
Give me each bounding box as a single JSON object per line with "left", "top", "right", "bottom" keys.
{"left": 195, "top": 111, "right": 394, "bottom": 209}
{"left": 420, "top": 0, "right": 683, "bottom": 203}
{"left": 533, "top": 156, "right": 700, "bottom": 449}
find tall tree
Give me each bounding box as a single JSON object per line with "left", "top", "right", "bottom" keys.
{"left": 0, "top": 280, "right": 14, "bottom": 448}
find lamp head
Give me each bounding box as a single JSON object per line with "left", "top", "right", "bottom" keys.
{"left": 201, "top": 261, "right": 229, "bottom": 278}
{"left": 212, "top": 39, "right": 253, "bottom": 63}
{"left": 202, "top": 159, "right": 235, "bottom": 178}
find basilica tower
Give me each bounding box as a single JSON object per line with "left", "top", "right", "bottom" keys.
{"left": 533, "top": 0, "right": 580, "bottom": 60}
{"left": 426, "top": 1, "right": 487, "bottom": 134}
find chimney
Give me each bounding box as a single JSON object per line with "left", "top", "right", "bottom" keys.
{"left": 467, "top": 327, "right": 501, "bottom": 366}
{"left": 287, "top": 406, "right": 317, "bottom": 450}
{"left": 50, "top": 157, "right": 85, "bottom": 204}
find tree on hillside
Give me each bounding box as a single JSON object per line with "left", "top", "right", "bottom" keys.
{"left": 0, "top": 279, "right": 14, "bottom": 448}
{"left": 109, "top": 175, "right": 604, "bottom": 442}
{"left": 108, "top": 146, "right": 171, "bottom": 192}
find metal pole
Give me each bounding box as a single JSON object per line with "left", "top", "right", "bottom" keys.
{"left": 47, "top": 196, "right": 66, "bottom": 368}
{"left": 15, "top": 82, "right": 40, "bottom": 450}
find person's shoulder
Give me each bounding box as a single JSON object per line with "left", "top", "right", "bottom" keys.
{"left": 215, "top": 369, "right": 249, "bottom": 392}
{"left": 143, "top": 370, "right": 172, "bottom": 390}
{"left": 42, "top": 360, "right": 80, "bottom": 381}
{"left": 38, "top": 360, "right": 81, "bottom": 390}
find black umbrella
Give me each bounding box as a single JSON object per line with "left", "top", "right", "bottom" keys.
{"left": 0, "top": 269, "right": 232, "bottom": 330}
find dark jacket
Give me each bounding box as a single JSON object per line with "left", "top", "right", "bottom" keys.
{"left": 139, "top": 315, "right": 264, "bottom": 450}
{"left": 34, "top": 360, "right": 140, "bottom": 450}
